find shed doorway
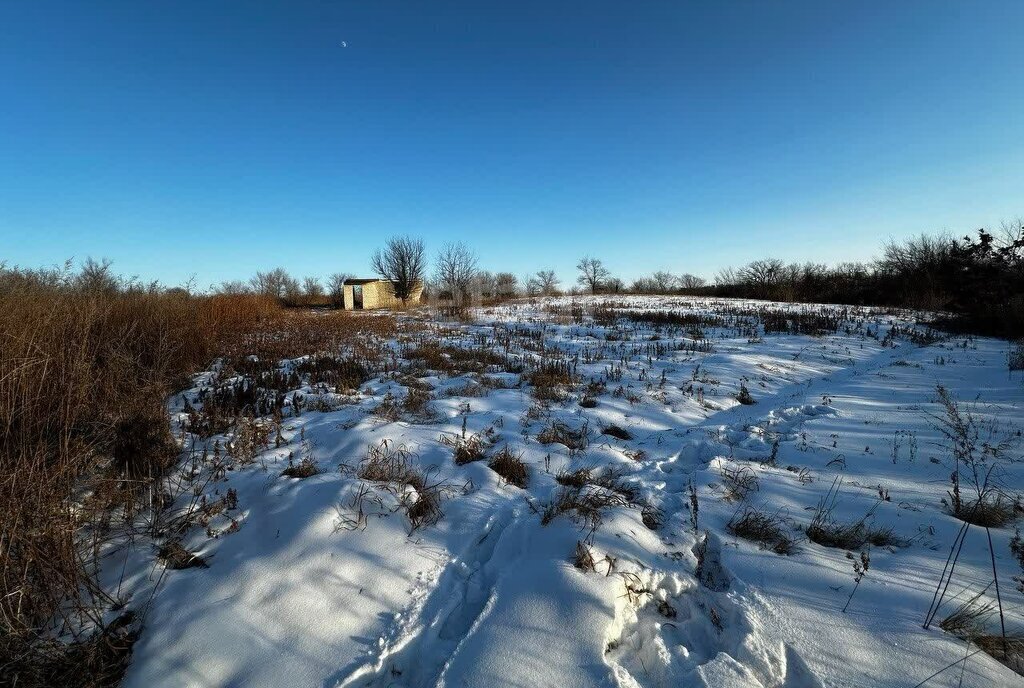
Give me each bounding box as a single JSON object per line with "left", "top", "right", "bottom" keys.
{"left": 352, "top": 285, "right": 364, "bottom": 310}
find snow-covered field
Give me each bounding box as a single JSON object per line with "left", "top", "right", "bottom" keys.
{"left": 107, "top": 296, "right": 1024, "bottom": 687}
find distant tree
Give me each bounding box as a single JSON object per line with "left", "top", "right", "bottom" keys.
{"left": 630, "top": 277, "right": 657, "bottom": 293}
{"left": 327, "top": 272, "right": 350, "bottom": 308}
{"left": 651, "top": 270, "right": 678, "bottom": 293}
{"left": 495, "top": 272, "right": 518, "bottom": 298}
{"left": 714, "top": 266, "right": 738, "bottom": 287}
{"left": 739, "top": 258, "right": 786, "bottom": 297}
{"left": 371, "top": 236, "right": 426, "bottom": 305}
{"left": 605, "top": 277, "right": 625, "bottom": 294}
{"left": 576, "top": 257, "right": 609, "bottom": 294}
{"left": 474, "top": 270, "right": 497, "bottom": 299}
{"left": 678, "top": 273, "right": 706, "bottom": 290}
{"left": 303, "top": 276, "right": 324, "bottom": 299}
{"left": 282, "top": 275, "right": 303, "bottom": 306}
{"left": 249, "top": 267, "right": 292, "bottom": 300}
{"left": 78, "top": 257, "right": 119, "bottom": 294}
{"left": 216, "top": 280, "right": 250, "bottom": 295}
{"left": 529, "top": 269, "right": 560, "bottom": 296}
{"left": 434, "top": 242, "right": 479, "bottom": 306}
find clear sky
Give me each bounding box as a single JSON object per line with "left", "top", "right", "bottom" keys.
{"left": 2, "top": 1, "right": 1023, "bottom": 288}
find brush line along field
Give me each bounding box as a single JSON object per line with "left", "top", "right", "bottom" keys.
{"left": 103, "top": 296, "right": 1023, "bottom": 687}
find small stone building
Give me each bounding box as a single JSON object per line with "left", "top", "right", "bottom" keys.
{"left": 342, "top": 278, "right": 423, "bottom": 310}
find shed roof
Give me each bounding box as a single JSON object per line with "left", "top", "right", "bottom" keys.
{"left": 343, "top": 277, "right": 386, "bottom": 285}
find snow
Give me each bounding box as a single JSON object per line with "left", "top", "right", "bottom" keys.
{"left": 104, "top": 296, "right": 1023, "bottom": 687}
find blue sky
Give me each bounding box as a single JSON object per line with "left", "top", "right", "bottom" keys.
{"left": 2, "top": 1, "right": 1022, "bottom": 288}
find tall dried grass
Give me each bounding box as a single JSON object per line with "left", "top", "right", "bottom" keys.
{"left": 0, "top": 268, "right": 310, "bottom": 680}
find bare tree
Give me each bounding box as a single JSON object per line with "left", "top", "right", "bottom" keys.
{"left": 371, "top": 236, "right": 426, "bottom": 305}
{"left": 78, "top": 257, "right": 119, "bottom": 293}
{"left": 495, "top": 272, "right": 518, "bottom": 298}
{"left": 630, "top": 277, "right": 657, "bottom": 293}
{"left": 327, "top": 272, "right": 350, "bottom": 308}
{"left": 715, "top": 266, "right": 738, "bottom": 286}
{"left": 576, "top": 257, "right": 609, "bottom": 294}
{"left": 216, "top": 280, "right": 250, "bottom": 295}
{"left": 282, "top": 274, "right": 303, "bottom": 306}
{"left": 678, "top": 273, "right": 706, "bottom": 289}
{"left": 303, "top": 276, "right": 324, "bottom": 299}
{"left": 249, "top": 267, "right": 292, "bottom": 300}
{"left": 434, "top": 242, "right": 479, "bottom": 306}
{"left": 651, "top": 270, "right": 678, "bottom": 293}
{"left": 474, "top": 270, "right": 497, "bottom": 299}
{"left": 605, "top": 276, "right": 624, "bottom": 294}
{"left": 528, "top": 269, "right": 560, "bottom": 296}
{"left": 738, "top": 258, "right": 786, "bottom": 293}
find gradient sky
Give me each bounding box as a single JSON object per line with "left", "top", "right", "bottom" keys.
{"left": 2, "top": 1, "right": 1023, "bottom": 288}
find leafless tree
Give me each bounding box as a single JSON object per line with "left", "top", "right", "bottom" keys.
{"left": 282, "top": 275, "right": 303, "bottom": 305}
{"left": 715, "top": 266, "right": 738, "bottom": 286}
{"left": 327, "top": 272, "right": 350, "bottom": 308}
{"left": 216, "top": 280, "right": 250, "bottom": 295}
{"left": 371, "top": 236, "right": 426, "bottom": 305}
{"left": 576, "top": 257, "right": 609, "bottom": 294}
{"left": 250, "top": 267, "right": 293, "bottom": 299}
{"left": 739, "top": 258, "right": 787, "bottom": 295}
{"left": 605, "top": 276, "right": 624, "bottom": 294}
{"left": 651, "top": 270, "right": 678, "bottom": 293}
{"left": 78, "top": 257, "right": 119, "bottom": 293}
{"left": 631, "top": 277, "right": 657, "bottom": 293}
{"left": 303, "top": 276, "right": 324, "bottom": 299}
{"left": 495, "top": 272, "right": 518, "bottom": 298}
{"left": 678, "top": 273, "right": 706, "bottom": 289}
{"left": 474, "top": 270, "right": 497, "bottom": 299}
{"left": 528, "top": 269, "right": 560, "bottom": 296}
{"left": 434, "top": 242, "right": 479, "bottom": 306}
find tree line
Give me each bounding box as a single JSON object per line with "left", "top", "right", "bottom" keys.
{"left": 42, "top": 218, "right": 1019, "bottom": 337}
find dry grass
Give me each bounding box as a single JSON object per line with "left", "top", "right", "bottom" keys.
{"left": 721, "top": 464, "right": 759, "bottom": 502}
{"left": 540, "top": 486, "right": 628, "bottom": 529}
{"left": 0, "top": 265, "right": 394, "bottom": 679}
{"left": 600, "top": 424, "right": 632, "bottom": 441}
{"left": 157, "top": 541, "right": 209, "bottom": 570}
{"left": 488, "top": 445, "right": 530, "bottom": 488}
{"left": 806, "top": 479, "right": 904, "bottom": 549}
{"left": 356, "top": 440, "right": 448, "bottom": 531}
{"left": 281, "top": 457, "right": 319, "bottom": 479}
{"left": 941, "top": 593, "right": 1024, "bottom": 676}
{"left": 948, "top": 492, "right": 1020, "bottom": 528}
{"left": 573, "top": 540, "right": 596, "bottom": 571}
{"left": 727, "top": 507, "right": 796, "bottom": 554}
{"left": 441, "top": 428, "right": 495, "bottom": 465}
{"left": 537, "top": 419, "right": 589, "bottom": 451}
{"left": 555, "top": 467, "right": 592, "bottom": 489}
